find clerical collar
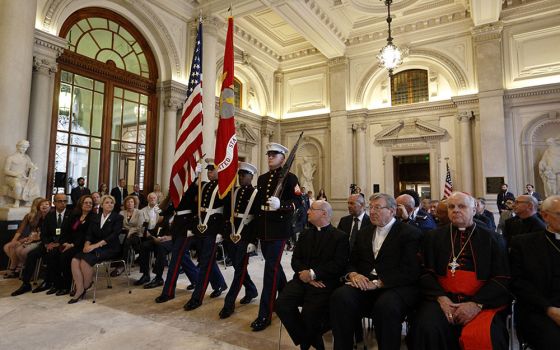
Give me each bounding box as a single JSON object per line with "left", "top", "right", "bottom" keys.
{"left": 546, "top": 226, "right": 560, "bottom": 240}
{"left": 376, "top": 217, "right": 396, "bottom": 235}
{"left": 314, "top": 223, "right": 331, "bottom": 231}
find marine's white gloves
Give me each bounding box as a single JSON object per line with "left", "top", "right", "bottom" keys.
{"left": 247, "top": 243, "right": 256, "bottom": 253}
{"left": 267, "top": 196, "right": 280, "bottom": 211}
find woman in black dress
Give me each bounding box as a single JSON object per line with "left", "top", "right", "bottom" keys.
{"left": 69, "top": 195, "right": 123, "bottom": 303}
{"left": 54, "top": 195, "right": 94, "bottom": 296}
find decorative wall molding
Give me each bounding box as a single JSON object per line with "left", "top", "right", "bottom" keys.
{"left": 471, "top": 21, "right": 504, "bottom": 42}
{"left": 159, "top": 80, "right": 188, "bottom": 111}
{"left": 375, "top": 119, "right": 447, "bottom": 145}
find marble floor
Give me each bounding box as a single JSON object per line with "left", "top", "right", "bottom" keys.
{"left": 1, "top": 249, "right": 387, "bottom": 350}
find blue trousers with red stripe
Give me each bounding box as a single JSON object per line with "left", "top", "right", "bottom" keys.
{"left": 258, "top": 239, "right": 287, "bottom": 320}
{"left": 223, "top": 240, "right": 258, "bottom": 308}
{"left": 190, "top": 234, "right": 227, "bottom": 303}
{"left": 160, "top": 235, "right": 198, "bottom": 299}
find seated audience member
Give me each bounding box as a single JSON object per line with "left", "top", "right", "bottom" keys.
{"left": 276, "top": 200, "right": 349, "bottom": 350}
{"left": 3, "top": 197, "right": 44, "bottom": 277}
{"left": 421, "top": 198, "right": 432, "bottom": 213}
{"left": 69, "top": 195, "right": 123, "bottom": 304}
{"left": 111, "top": 195, "right": 143, "bottom": 277}
{"left": 396, "top": 193, "right": 436, "bottom": 233}
{"left": 503, "top": 194, "right": 545, "bottom": 248}
{"left": 523, "top": 183, "right": 542, "bottom": 202}
{"left": 91, "top": 192, "right": 101, "bottom": 214}
{"left": 54, "top": 195, "right": 94, "bottom": 296}
{"left": 510, "top": 195, "right": 560, "bottom": 349}
{"left": 434, "top": 200, "right": 450, "bottom": 227}
{"left": 475, "top": 197, "right": 496, "bottom": 231}
{"left": 497, "top": 199, "right": 515, "bottom": 234}
{"left": 430, "top": 199, "right": 440, "bottom": 216}
{"left": 35, "top": 193, "right": 71, "bottom": 294}
{"left": 134, "top": 192, "right": 162, "bottom": 286}
{"left": 337, "top": 193, "right": 372, "bottom": 250}
{"left": 330, "top": 193, "right": 422, "bottom": 350}
{"left": 153, "top": 183, "right": 164, "bottom": 204}
{"left": 411, "top": 192, "right": 510, "bottom": 350}
{"left": 131, "top": 183, "right": 148, "bottom": 209}
{"left": 10, "top": 199, "right": 51, "bottom": 296}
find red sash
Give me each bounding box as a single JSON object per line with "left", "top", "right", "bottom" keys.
{"left": 438, "top": 270, "right": 504, "bottom": 350}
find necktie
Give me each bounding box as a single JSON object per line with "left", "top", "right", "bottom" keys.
{"left": 57, "top": 213, "right": 62, "bottom": 228}
{"left": 350, "top": 217, "right": 359, "bottom": 248}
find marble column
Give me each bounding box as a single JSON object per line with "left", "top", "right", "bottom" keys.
{"left": 0, "top": 0, "right": 37, "bottom": 188}
{"left": 159, "top": 80, "right": 187, "bottom": 193}
{"left": 28, "top": 30, "right": 66, "bottom": 196}
{"left": 353, "top": 122, "right": 367, "bottom": 193}
{"left": 260, "top": 129, "right": 273, "bottom": 174}
{"left": 201, "top": 16, "right": 221, "bottom": 159}
{"left": 457, "top": 111, "right": 475, "bottom": 194}
{"left": 273, "top": 71, "right": 283, "bottom": 118}
{"left": 328, "top": 57, "right": 350, "bottom": 201}
{"left": 471, "top": 22, "right": 508, "bottom": 195}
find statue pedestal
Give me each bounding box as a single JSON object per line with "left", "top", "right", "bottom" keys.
{"left": 0, "top": 206, "right": 28, "bottom": 270}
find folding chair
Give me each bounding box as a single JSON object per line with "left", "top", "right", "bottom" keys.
{"left": 91, "top": 257, "right": 131, "bottom": 303}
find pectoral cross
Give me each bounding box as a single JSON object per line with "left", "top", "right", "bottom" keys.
{"left": 448, "top": 258, "right": 460, "bottom": 276}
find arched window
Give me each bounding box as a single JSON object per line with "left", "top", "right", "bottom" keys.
{"left": 390, "top": 69, "right": 428, "bottom": 106}
{"left": 49, "top": 8, "right": 158, "bottom": 200}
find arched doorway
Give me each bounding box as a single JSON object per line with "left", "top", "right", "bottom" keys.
{"left": 48, "top": 7, "right": 158, "bottom": 203}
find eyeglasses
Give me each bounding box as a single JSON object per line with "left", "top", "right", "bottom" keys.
{"left": 309, "top": 207, "right": 325, "bottom": 212}
{"left": 55, "top": 200, "right": 68, "bottom": 203}
{"left": 369, "top": 206, "right": 390, "bottom": 211}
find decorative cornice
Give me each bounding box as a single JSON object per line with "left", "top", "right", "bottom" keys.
{"left": 471, "top": 21, "right": 504, "bottom": 43}
{"left": 328, "top": 56, "right": 348, "bottom": 68}
{"left": 234, "top": 25, "right": 280, "bottom": 61}
{"left": 375, "top": 119, "right": 447, "bottom": 145}
{"left": 58, "top": 50, "right": 156, "bottom": 92}
{"left": 302, "top": 0, "right": 346, "bottom": 42}
{"left": 33, "top": 29, "right": 67, "bottom": 75}
{"left": 504, "top": 85, "right": 560, "bottom": 100}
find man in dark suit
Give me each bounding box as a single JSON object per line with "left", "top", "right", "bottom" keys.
{"left": 337, "top": 193, "right": 372, "bottom": 249}
{"left": 475, "top": 197, "right": 496, "bottom": 231}
{"left": 131, "top": 183, "right": 147, "bottom": 209}
{"left": 497, "top": 183, "right": 515, "bottom": 214}
{"left": 276, "top": 200, "right": 349, "bottom": 350}
{"left": 510, "top": 195, "right": 560, "bottom": 349}
{"left": 110, "top": 178, "right": 128, "bottom": 212}
{"left": 70, "top": 177, "right": 90, "bottom": 207}
{"left": 11, "top": 193, "right": 71, "bottom": 296}
{"left": 330, "top": 193, "right": 422, "bottom": 350}
{"left": 524, "top": 183, "right": 542, "bottom": 202}
{"left": 396, "top": 193, "right": 436, "bottom": 233}
{"left": 503, "top": 194, "right": 545, "bottom": 248}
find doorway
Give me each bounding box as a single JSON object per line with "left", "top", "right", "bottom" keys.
{"left": 393, "top": 154, "right": 431, "bottom": 198}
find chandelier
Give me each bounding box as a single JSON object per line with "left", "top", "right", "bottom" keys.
{"left": 377, "top": 0, "right": 407, "bottom": 75}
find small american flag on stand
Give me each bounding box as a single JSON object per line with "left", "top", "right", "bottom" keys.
{"left": 443, "top": 162, "right": 453, "bottom": 198}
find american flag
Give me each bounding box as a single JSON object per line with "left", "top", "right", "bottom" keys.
{"left": 169, "top": 21, "right": 203, "bottom": 208}
{"left": 443, "top": 162, "right": 453, "bottom": 198}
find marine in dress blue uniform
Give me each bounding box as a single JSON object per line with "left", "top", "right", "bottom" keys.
{"left": 251, "top": 143, "right": 300, "bottom": 331}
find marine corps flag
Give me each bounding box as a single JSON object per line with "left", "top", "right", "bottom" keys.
{"left": 215, "top": 16, "right": 238, "bottom": 199}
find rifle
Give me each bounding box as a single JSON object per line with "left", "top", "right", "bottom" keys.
{"left": 272, "top": 131, "right": 304, "bottom": 199}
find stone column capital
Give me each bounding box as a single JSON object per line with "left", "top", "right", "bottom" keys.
{"left": 471, "top": 21, "right": 503, "bottom": 43}
{"left": 328, "top": 56, "right": 349, "bottom": 70}
{"left": 274, "top": 71, "right": 284, "bottom": 83}
{"left": 202, "top": 16, "right": 225, "bottom": 37}
{"left": 352, "top": 122, "right": 367, "bottom": 132}
{"left": 456, "top": 110, "right": 475, "bottom": 123}
{"left": 33, "top": 55, "right": 58, "bottom": 75}
{"left": 33, "top": 29, "right": 66, "bottom": 76}
{"left": 159, "top": 80, "right": 188, "bottom": 111}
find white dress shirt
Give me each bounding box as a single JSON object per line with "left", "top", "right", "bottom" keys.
{"left": 372, "top": 217, "right": 396, "bottom": 258}
{"left": 351, "top": 211, "right": 366, "bottom": 232}
{"left": 100, "top": 212, "right": 110, "bottom": 228}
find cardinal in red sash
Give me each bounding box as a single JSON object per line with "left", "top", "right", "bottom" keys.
{"left": 410, "top": 191, "right": 510, "bottom": 350}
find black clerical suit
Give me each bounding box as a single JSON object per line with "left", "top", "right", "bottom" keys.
{"left": 337, "top": 212, "right": 372, "bottom": 249}
{"left": 276, "top": 224, "right": 349, "bottom": 348}
{"left": 510, "top": 230, "right": 560, "bottom": 349}
{"left": 110, "top": 186, "right": 128, "bottom": 212}
{"left": 503, "top": 214, "right": 546, "bottom": 248}
{"left": 411, "top": 223, "right": 511, "bottom": 350}
{"left": 330, "top": 220, "right": 422, "bottom": 350}
{"left": 254, "top": 167, "right": 299, "bottom": 324}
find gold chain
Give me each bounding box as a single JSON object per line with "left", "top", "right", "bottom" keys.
{"left": 450, "top": 223, "right": 477, "bottom": 261}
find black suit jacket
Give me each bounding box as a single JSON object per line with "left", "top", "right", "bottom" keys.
{"left": 511, "top": 230, "right": 560, "bottom": 312}
{"left": 349, "top": 220, "right": 422, "bottom": 306}
{"left": 337, "top": 213, "right": 372, "bottom": 249}
{"left": 70, "top": 186, "right": 91, "bottom": 206}
{"left": 110, "top": 186, "right": 128, "bottom": 212}
{"left": 41, "top": 209, "right": 71, "bottom": 244}
{"left": 86, "top": 212, "right": 124, "bottom": 252}
{"left": 503, "top": 214, "right": 546, "bottom": 248}
{"left": 292, "top": 224, "right": 349, "bottom": 289}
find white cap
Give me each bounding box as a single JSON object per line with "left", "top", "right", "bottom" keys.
{"left": 238, "top": 162, "right": 257, "bottom": 175}
{"left": 204, "top": 158, "right": 215, "bottom": 169}
{"left": 266, "top": 142, "right": 288, "bottom": 155}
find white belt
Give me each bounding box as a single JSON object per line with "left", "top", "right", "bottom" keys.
{"left": 201, "top": 207, "right": 223, "bottom": 214}
{"left": 234, "top": 213, "right": 254, "bottom": 220}
{"left": 176, "top": 210, "right": 192, "bottom": 216}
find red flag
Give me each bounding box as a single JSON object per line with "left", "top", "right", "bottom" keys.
{"left": 215, "top": 17, "right": 237, "bottom": 199}
{"left": 443, "top": 162, "right": 453, "bottom": 198}
{"left": 169, "top": 22, "right": 203, "bottom": 208}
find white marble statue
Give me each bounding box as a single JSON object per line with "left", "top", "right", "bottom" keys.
{"left": 3, "top": 140, "right": 39, "bottom": 207}
{"left": 300, "top": 157, "right": 316, "bottom": 196}
{"left": 539, "top": 137, "right": 560, "bottom": 197}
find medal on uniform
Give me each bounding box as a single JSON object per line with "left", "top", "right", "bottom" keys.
{"left": 197, "top": 223, "right": 207, "bottom": 233}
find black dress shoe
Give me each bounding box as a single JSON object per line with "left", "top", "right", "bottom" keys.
{"left": 46, "top": 287, "right": 58, "bottom": 295}
{"left": 239, "top": 292, "right": 258, "bottom": 304}
{"left": 251, "top": 317, "right": 271, "bottom": 331}
{"left": 186, "top": 284, "right": 195, "bottom": 291}
{"left": 144, "top": 278, "right": 164, "bottom": 289}
{"left": 56, "top": 289, "right": 69, "bottom": 296}
{"left": 133, "top": 274, "right": 150, "bottom": 286}
{"left": 110, "top": 266, "right": 125, "bottom": 277}
{"left": 11, "top": 283, "right": 32, "bottom": 296}
{"left": 184, "top": 298, "right": 202, "bottom": 311}
{"left": 210, "top": 285, "right": 228, "bottom": 298}
{"left": 32, "top": 283, "right": 51, "bottom": 293}
{"left": 155, "top": 295, "right": 174, "bottom": 303}
{"left": 219, "top": 306, "right": 234, "bottom": 319}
